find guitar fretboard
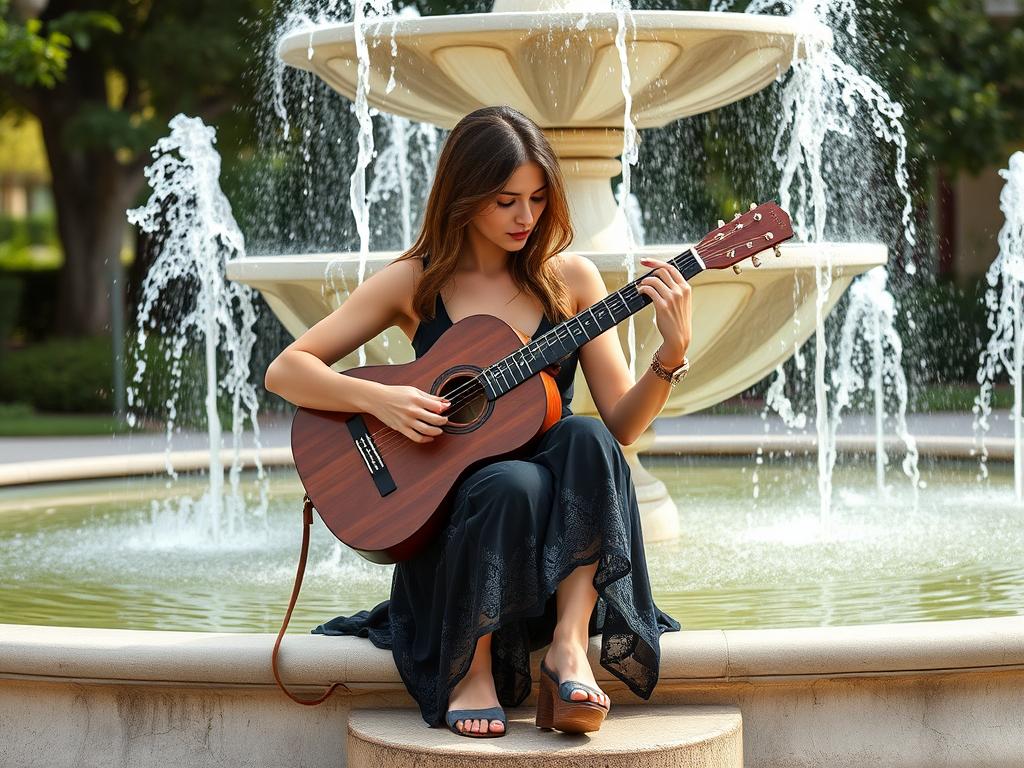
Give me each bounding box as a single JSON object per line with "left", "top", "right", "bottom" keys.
{"left": 478, "top": 247, "right": 705, "bottom": 400}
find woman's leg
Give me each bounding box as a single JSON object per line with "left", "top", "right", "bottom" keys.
{"left": 443, "top": 457, "right": 554, "bottom": 731}
{"left": 530, "top": 415, "right": 629, "bottom": 709}
{"left": 447, "top": 632, "right": 506, "bottom": 733}
{"left": 543, "top": 563, "right": 610, "bottom": 708}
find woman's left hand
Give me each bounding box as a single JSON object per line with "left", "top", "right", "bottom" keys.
{"left": 636, "top": 256, "right": 692, "bottom": 368}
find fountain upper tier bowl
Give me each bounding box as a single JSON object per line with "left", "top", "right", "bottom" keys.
{"left": 227, "top": 242, "right": 884, "bottom": 416}
{"left": 279, "top": 8, "right": 823, "bottom": 129}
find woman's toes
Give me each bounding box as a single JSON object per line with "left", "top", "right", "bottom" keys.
{"left": 490, "top": 719, "right": 505, "bottom": 733}
{"left": 570, "top": 688, "right": 588, "bottom": 701}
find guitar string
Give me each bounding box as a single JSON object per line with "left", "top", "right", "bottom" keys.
{"left": 365, "top": 238, "right": 772, "bottom": 457}
{"left": 367, "top": 235, "right": 773, "bottom": 458}
{"left": 365, "top": 253, "right": 698, "bottom": 458}
{"left": 366, "top": 282, "right": 652, "bottom": 459}
{"left": 366, "top": 239, "right": 766, "bottom": 458}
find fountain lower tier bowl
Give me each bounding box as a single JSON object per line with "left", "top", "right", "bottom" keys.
{"left": 227, "top": 242, "right": 886, "bottom": 415}
{"left": 3, "top": 457, "right": 1021, "bottom": 766}
{"left": 2, "top": 456, "right": 1021, "bottom": 631}
{"left": 280, "top": 9, "right": 823, "bottom": 129}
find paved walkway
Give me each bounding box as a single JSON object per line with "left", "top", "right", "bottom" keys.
{"left": 0, "top": 410, "right": 1014, "bottom": 465}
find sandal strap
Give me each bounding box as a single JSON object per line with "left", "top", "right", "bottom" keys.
{"left": 446, "top": 706, "right": 507, "bottom": 727}
{"left": 558, "top": 680, "right": 607, "bottom": 706}
{"left": 541, "top": 658, "right": 608, "bottom": 709}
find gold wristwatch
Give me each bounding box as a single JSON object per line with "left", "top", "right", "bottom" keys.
{"left": 650, "top": 349, "right": 689, "bottom": 386}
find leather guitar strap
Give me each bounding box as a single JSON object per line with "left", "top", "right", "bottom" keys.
{"left": 271, "top": 494, "right": 345, "bottom": 706}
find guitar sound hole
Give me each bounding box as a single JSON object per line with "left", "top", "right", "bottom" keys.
{"left": 438, "top": 374, "right": 487, "bottom": 427}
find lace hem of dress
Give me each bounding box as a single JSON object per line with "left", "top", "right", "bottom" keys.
{"left": 311, "top": 445, "right": 681, "bottom": 729}
{"left": 425, "top": 475, "right": 674, "bottom": 727}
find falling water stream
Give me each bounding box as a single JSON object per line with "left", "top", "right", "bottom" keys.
{"left": 974, "top": 151, "right": 1024, "bottom": 502}
{"left": 713, "top": 0, "right": 920, "bottom": 526}
{"left": 829, "top": 267, "right": 920, "bottom": 499}
{"left": 126, "top": 114, "right": 269, "bottom": 544}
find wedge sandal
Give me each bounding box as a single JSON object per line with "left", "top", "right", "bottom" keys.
{"left": 445, "top": 706, "right": 507, "bottom": 738}
{"left": 536, "top": 658, "right": 610, "bottom": 734}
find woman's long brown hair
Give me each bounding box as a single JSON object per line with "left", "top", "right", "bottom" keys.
{"left": 394, "top": 105, "right": 576, "bottom": 325}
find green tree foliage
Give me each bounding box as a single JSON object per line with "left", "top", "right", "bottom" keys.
{"left": 0, "top": 0, "right": 271, "bottom": 337}
{"left": 872, "top": 0, "right": 1024, "bottom": 177}
{"left": 0, "top": 0, "right": 71, "bottom": 89}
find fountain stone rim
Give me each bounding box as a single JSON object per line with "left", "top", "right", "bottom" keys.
{"left": 226, "top": 242, "right": 886, "bottom": 282}
{"left": 278, "top": 9, "right": 829, "bottom": 62}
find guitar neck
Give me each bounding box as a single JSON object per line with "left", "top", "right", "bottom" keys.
{"left": 479, "top": 247, "right": 706, "bottom": 400}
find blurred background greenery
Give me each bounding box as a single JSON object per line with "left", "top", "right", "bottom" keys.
{"left": 0, "top": 0, "right": 1022, "bottom": 433}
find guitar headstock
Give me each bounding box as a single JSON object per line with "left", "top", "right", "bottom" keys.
{"left": 695, "top": 201, "right": 794, "bottom": 274}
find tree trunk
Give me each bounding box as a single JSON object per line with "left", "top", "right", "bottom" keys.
{"left": 936, "top": 167, "right": 957, "bottom": 279}
{"left": 34, "top": 59, "right": 146, "bottom": 338}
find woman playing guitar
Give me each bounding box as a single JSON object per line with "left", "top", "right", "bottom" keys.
{"left": 264, "top": 105, "right": 690, "bottom": 738}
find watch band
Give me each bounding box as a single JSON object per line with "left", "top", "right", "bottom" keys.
{"left": 650, "top": 350, "right": 689, "bottom": 386}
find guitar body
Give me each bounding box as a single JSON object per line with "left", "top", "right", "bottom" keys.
{"left": 291, "top": 314, "right": 564, "bottom": 564}
{"left": 288, "top": 201, "right": 795, "bottom": 565}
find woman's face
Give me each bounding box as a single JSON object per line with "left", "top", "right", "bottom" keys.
{"left": 470, "top": 161, "right": 549, "bottom": 252}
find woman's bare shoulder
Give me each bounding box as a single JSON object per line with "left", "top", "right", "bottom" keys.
{"left": 547, "top": 252, "right": 602, "bottom": 311}
{"left": 384, "top": 255, "right": 427, "bottom": 338}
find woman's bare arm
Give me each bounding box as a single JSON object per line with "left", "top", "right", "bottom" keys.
{"left": 264, "top": 258, "right": 418, "bottom": 412}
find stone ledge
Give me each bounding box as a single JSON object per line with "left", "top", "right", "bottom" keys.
{"left": 0, "top": 447, "right": 294, "bottom": 487}
{"left": 346, "top": 705, "right": 743, "bottom": 768}
{"left": 2, "top": 615, "right": 1022, "bottom": 690}
{"left": 0, "top": 433, "right": 1005, "bottom": 488}
{"left": 648, "top": 434, "right": 1014, "bottom": 460}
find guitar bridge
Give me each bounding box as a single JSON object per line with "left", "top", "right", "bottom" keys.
{"left": 345, "top": 414, "right": 397, "bottom": 497}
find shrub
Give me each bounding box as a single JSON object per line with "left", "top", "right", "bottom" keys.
{"left": 0, "top": 336, "right": 113, "bottom": 412}
{"left": 0, "top": 276, "right": 21, "bottom": 345}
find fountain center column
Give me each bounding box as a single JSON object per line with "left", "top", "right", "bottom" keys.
{"left": 546, "top": 128, "right": 633, "bottom": 251}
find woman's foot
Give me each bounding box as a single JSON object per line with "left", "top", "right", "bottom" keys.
{"left": 541, "top": 638, "right": 610, "bottom": 709}
{"left": 447, "top": 666, "right": 506, "bottom": 735}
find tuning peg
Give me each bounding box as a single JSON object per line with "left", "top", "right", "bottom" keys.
{"left": 749, "top": 202, "right": 757, "bottom": 210}
{"left": 773, "top": 244, "right": 782, "bottom": 258}
{"left": 733, "top": 212, "right": 741, "bottom": 220}
{"left": 717, "top": 219, "right": 725, "bottom": 228}
{"left": 751, "top": 255, "right": 762, "bottom": 268}
{"left": 732, "top": 264, "right": 742, "bottom": 275}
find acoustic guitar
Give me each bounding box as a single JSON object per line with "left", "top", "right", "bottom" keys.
{"left": 291, "top": 201, "right": 794, "bottom": 564}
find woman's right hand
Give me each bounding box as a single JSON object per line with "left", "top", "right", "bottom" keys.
{"left": 370, "top": 384, "right": 451, "bottom": 443}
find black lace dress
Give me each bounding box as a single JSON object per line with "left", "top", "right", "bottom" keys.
{"left": 312, "top": 281, "right": 681, "bottom": 728}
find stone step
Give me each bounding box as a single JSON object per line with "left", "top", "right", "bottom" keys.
{"left": 347, "top": 704, "right": 743, "bottom": 768}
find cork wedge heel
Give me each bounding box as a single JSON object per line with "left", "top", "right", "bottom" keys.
{"left": 535, "top": 659, "right": 610, "bottom": 734}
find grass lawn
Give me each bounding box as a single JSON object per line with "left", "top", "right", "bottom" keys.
{"left": 0, "top": 404, "right": 132, "bottom": 437}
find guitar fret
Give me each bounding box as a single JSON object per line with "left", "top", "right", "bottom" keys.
{"left": 484, "top": 247, "right": 708, "bottom": 398}
{"left": 510, "top": 355, "right": 525, "bottom": 380}
{"left": 575, "top": 315, "right": 591, "bottom": 342}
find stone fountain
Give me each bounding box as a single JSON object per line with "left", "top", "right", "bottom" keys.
{"left": 10, "top": 6, "right": 1024, "bottom": 766}
{"left": 226, "top": 0, "right": 887, "bottom": 541}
